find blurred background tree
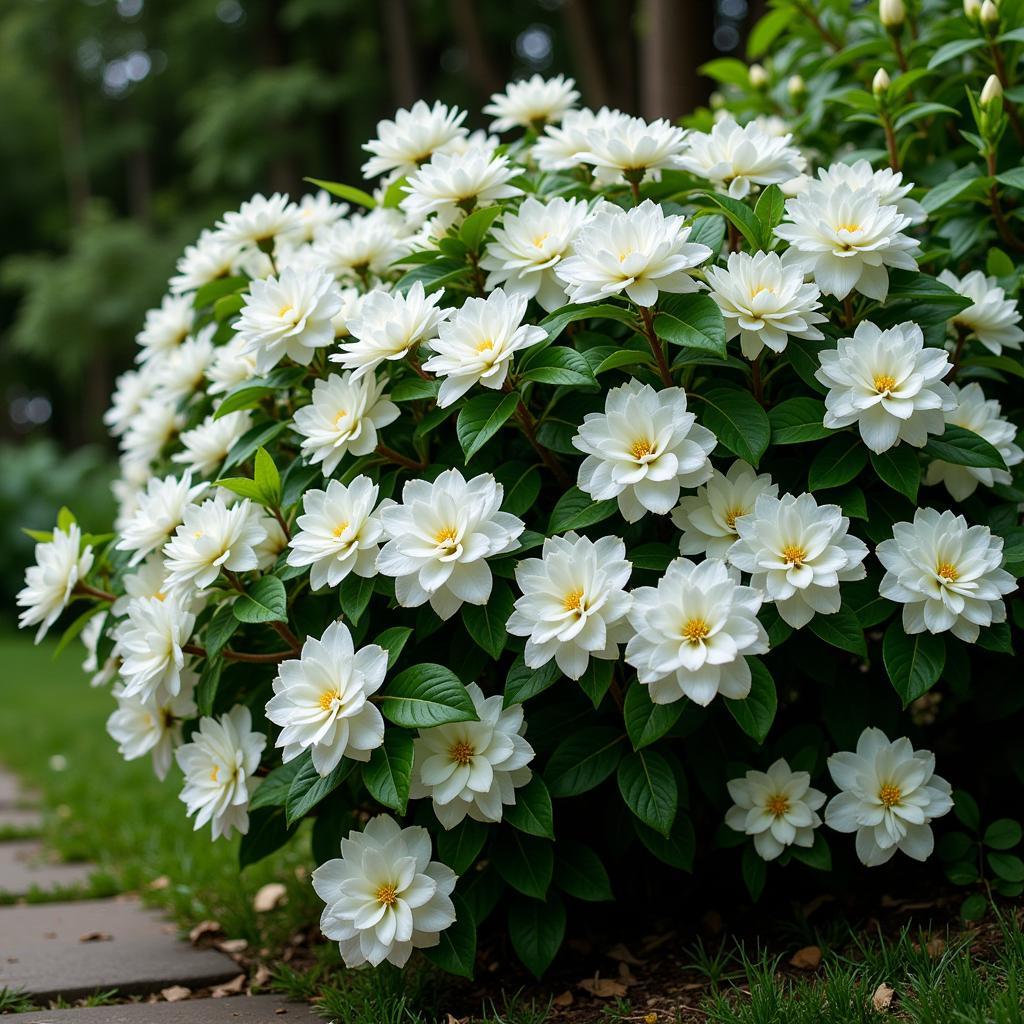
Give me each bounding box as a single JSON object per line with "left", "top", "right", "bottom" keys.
{"left": 0, "top": 0, "right": 756, "bottom": 598}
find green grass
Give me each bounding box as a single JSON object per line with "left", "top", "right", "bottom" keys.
{"left": 0, "top": 630, "right": 319, "bottom": 945}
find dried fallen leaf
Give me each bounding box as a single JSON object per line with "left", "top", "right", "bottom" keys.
{"left": 926, "top": 937, "right": 945, "bottom": 958}
{"left": 216, "top": 937, "right": 249, "bottom": 955}
{"left": 617, "top": 961, "right": 638, "bottom": 986}
{"left": 606, "top": 942, "right": 646, "bottom": 966}
{"left": 872, "top": 983, "right": 895, "bottom": 1011}
{"left": 789, "top": 945, "right": 822, "bottom": 970}
{"left": 252, "top": 963, "right": 271, "bottom": 988}
{"left": 578, "top": 976, "right": 629, "bottom": 998}
{"left": 161, "top": 986, "right": 191, "bottom": 1002}
{"left": 211, "top": 973, "right": 246, "bottom": 998}
{"left": 552, "top": 990, "right": 574, "bottom": 1008}
{"left": 78, "top": 932, "right": 112, "bottom": 943}
{"left": 147, "top": 875, "right": 171, "bottom": 891}
{"left": 253, "top": 882, "right": 288, "bottom": 913}
{"left": 189, "top": 920, "right": 222, "bottom": 944}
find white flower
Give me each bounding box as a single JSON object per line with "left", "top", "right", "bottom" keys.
{"left": 107, "top": 676, "right": 197, "bottom": 780}
{"left": 573, "top": 380, "right": 716, "bottom": 523}
{"left": 119, "top": 553, "right": 173, "bottom": 608}
{"left": 312, "top": 210, "right": 411, "bottom": 283}
{"left": 626, "top": 557, "right": 767, "bottom": 706}
{"left": 207, "top": 334, "right": 258, "bottom": 395}
{"left": 312, "top": 814, "right": 457, "bottom": 968}
{"left": 115, "top": 594, "right": 196, "bottom": 703}
{"left": 150, "top": 327, "right": 216, "bottom": 405}
{"left": 377, "top": 469, "right": 524, "bottom": 620}
{"left": 163, "top": 496, "right": 268, "bottom": 595}
{"left": 814, "top": 160, "right": 926, "bottom": 225}
{"left": 236, "top": 266, "right": 341, "bottom": 374}
{"left": 775, "top": 182, "right": 920, "bottom": 301}
{"left": 287, "top": 477, "right": 385, "bottom": 590}
{"left": 671, "top": 461, "right": 778, "bottom": 559}
{"left": 938, "top": 269, "right": 1024, "bottom": 355}
{"left": 728, "top": 492, "right": 868, "bottom": 628}
{"left": 816, "top": 321, "right": 954, "bottom": 454}
{"left": 284, "top": 190, "right": 349, "bottom": 244}
{"left": 105, "top": 367, "right": 155, "bottom": 437}
{"left": 266, "top": 620, "right": 386, "bottom": 776}
{"left": 925, "top": 383, "right": 1023, "bottom": 500}
{"left": 176, "top": 705, "right": 266, "bottom": 841}
{"left": 479, "top": 196, "right": 590, "bottom": 313}
{"left": 532, "top": 106, "right": 623, "bottom": 172}
{"left": 116, "top": 472, "right": 207, "bottom": 566}
{"left": 409, "top": 683, "right": 534, "bottom": 828}
{"left": 705, "top": 250, "right": 826, "bottom": 360}
{"left": 17, "top": 523, "right": 94, "bottom": 642}
{"left": 400, "top": 147, "right": 521, "bottom": 228}
{"left": 253, "top": 510, "right": 289, "bottom": 570}
{"left": 677, "top": 116, "right": 805, "bottom": 199}
{"left": 506, "top": 533, "right": 633, "bottom": 679}
{"left": 725, "top": 759, "right": 825, "bottom": 861}
{"left": 170, "top": 229, "right": 241, "bottom": 295}
{"left": 577, "top": 113, "right": 688, "bottom": 185}
{"left": 484, "top": 74, "right": 579, "bottom": 132}
{"left": 214, "top": 192, "right": 303, "bottom": 252}
{"left": 171, "top": 410, "right": 252, "bottom": 478}
{"left": 362, "top": 101, "right": 468, "bottom": 180}
{"left": 81, "top": 613, "right": 118, "bottom": 687}
{"left": 136, "top": 294, "right": 194, "bottom": 362}
{"left": 292, "top": 372, "right": 399, "bottom": 476}
{"left": 876, "top": 508, "right": 1016, "bottom": 642}
{"left": 825, "top": 727, "right": 953, "bottom": 866}
{"left": 119, "top": 397, "right": 184, "bottom": 470}
{"left": 556, "top": 200, "right": 711, "bottom": 307}
{"left": 334, "top": 282, "right": 449, "bottom": 378}
{"left": 422, "top": 289, "right": 547, "bottom": 408}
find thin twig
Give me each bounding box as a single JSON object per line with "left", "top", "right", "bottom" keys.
{"left": 376, "top": 442, "right": 427, "bottom": 472}
{"left": 184, "top": 643, "right": 292, "bottom": 665}
{"left": 74, "top": 582, "right": 117, "bottom": 603}
{"left": 638, "top": 306, "right": 674, "bottom": 388}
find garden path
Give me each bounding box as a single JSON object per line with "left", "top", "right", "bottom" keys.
{"left": 0, "top": 767, "right": 318, "bottom": 1021}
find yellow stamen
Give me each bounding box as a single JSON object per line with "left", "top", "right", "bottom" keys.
{"left": 155, "top": 591, "right": 167, "bottom": 602}
{"left": 435, "top": 525, "right": 458, "bottom": 545}
{"left": 563, "top": 588, "right": 584, "bottom": 612}
{"left": 476, "top": 339, "right": 495, "bottom": 352}
{"left": 631, "top": 438, "right": 654, "bottom": 460}
{"left": 750, "top": 284, "right": 775, "bottom": 298}
{"left": 782, "top": 544, "right": 806, "bottom": 567}
{"left": 937, "top": 562, "right": 960, "bottom": 582}
{"left": 319, "top": 690, "right": 340, "bottom": 712}
{"left": 766, "top": 794, "right": 790, "bottom": 817}
{"left": 450, "top": 740, "right": 475, "bottom": 766}
{"left": 375, "top": 883, "right": 398, "bottom": 906}
{"left": 878, "top": 783, "right": 902, "bottom": 809}
{"left": 210, "top": 765, "right": 220, "bottom": 782}
{"left": 333, "top": 409, "right": 349, "bottom": 424}
{"left": 836, "top": 222, "right": 861, "bottom": 234}
{"left": 532, "top": 232, "right": 550, "bottom": 247}
{"left": 332, "top": 521, "right": 350, "bottom": 539}
{"left": 724, "top": 507, "right": 745, "bottom": 530}
{"left": 277, "top": 304, "right": 294, "bottom": 319}
{"left": 681, "top": 618, "right": 710, "bottom": 643}
{"left": 873, "top": 373, "right": 897, "bottom": 394}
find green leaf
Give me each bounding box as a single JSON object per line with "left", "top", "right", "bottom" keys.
{"left": 378, "top": 664, "right": 479, "bottom": 728}
{"left": 422, "top": 895, "right": 477, "bottom": 978}
{"left": 232, "top": 575, "right": 288, "bottom": 624}
{"left": 988, "top": 852, "right": 1024, "bottom": 883}
{"left": 747, "top": 5, "right": 796, "bottom": 58}
{"left": 553, "top": 841, "right": 613, "bottom": 901}
{"left": 653, "top": 294, "right": 727, "bottom": 357}
{"left": 883, "top": 622, "right": 945, "bottom": 706}
{"left": 391, "top": 377, "right": 440, "bottom": 403}
{"left": 594, "top": 349, "right": 655, "bottom": 375}
{"left": 519, "top": 346, "right": 596, "bottom": 387}
{"left": 254, "top": 447, "right": 282, "bottom": 506}
{"left": 924, "top": 425, "right": 1007, "bottom": 469}
{"left": 508, "top": 893, "right": 565, "bottom": 979}
{"left": 395, "top": 258, "right": 469, "bottom": 295}
{"left": 203, "top": 605, "right": 239, "bottom": 660}
{"left": 742, "top": 843, "right": 767, "bottom": 901}
{"left": 492, "top": 831, "right": 553, "bottom": 899}
{"left": 808, "top": 434, "right": 868, "bottom": 491}
{"left": 194, "top": 656, "right": 223, "bottom": 717}
{"left": 871, "top": 446, "right": 920, "bottom": 502}
{"left": 997, "top": 167, "right": 1024, "bottom": 190}
{"left": 695, "top": 386, "right": 770, "bottom": 467}
{"left": 304, "top": 177, "right": 376, "bottom": 208}
{"left": 214, "top": 477, "right": 267, "bottom": 504}
{"left": 224, "top": 420, "right": 290, "bottom": 470}
{"left": 460, "top": 581, "right": 514, "bottom": 659}
{"left": 460, "top": 206, "right": 503, "bottom": 251}
{"left": 698, "top": 56, "right": 753, "bottom": 87}
{"left": 194, "top": 275, "right": 248, "bottom": 309}
{"left": 437, "top": 819, "right": 488, "bottom": 874}
{"left": 955, "top": 789, "right": 981, "bottom": 832}
{"left": 791, "top": 833, "right": 832, "bottom": 872}
{"left": 927, "top": 37, "right": 985, "bottom": 69}
{"left": 364, "top": 730, "right": 414, "bottom": 814}
{"left": 239, "top": 808, "right": 297, "bottom": 869}
{"left": 768, "top": 398, "right": 831, "bottom": 445}
{"left": 214, "top": 293, "right": 245, "bottom": 321}
{"left": 493, "top": 462, "right": 542, "bottom": 518}
{"left": 548, "top": 487, "right": 618, "bottom": 533}
{"left": 883, "top": 271, "right": 973, "bottom": 325}
{"left": 504, "top": 776, "right": 554, "bottom": 839}
{"left": 457, "top": 391, "right": 520, "bottom": 461}
{"left": 724, "top": 658, "right": 776, "bottom": 744}
{"left": 374, "top": 626, "right": 413, "bottom": 670}
{"left": 618, "top": 749, "right": 678, "bottom": 836}
{"left": 984, "top": 819, "right": 1023, "bottom": 850}
{"left": 214, "top": 367, "right": 308, "bottom": 419}
{"left": 286, "top": 755, "right": 354, "bottom": 825}
{"left": 504, "top": 658, "right": 561, "bottom": 707}
{"left": 538, "top": 302, "right": 636, "bottom": 344}
{"left": 809, "top": 606, "right": 867, "bottom": 657}
{"left": 576, "top": 659, "right": 613, "bottom": 709}
{"left": 634, "top": 814, "right": 695, "bottom": 871}
{"left": 920, "top": 175, "right": 983, "bottom": 214}
{"left": 249, "top": 758, "right": 306, "bottom": 810}
{"left": 753, "top": 184, "right": 785, "bottom": 237}
{"left": 624, "top": 681, "right": 684, "bottom": 750}
{"left": 545, "top": 727, "right": 625, "bottom": 797}
{"left": 700, "top": 191, "right": 763, "bottom": 250}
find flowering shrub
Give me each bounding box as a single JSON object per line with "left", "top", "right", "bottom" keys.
{"left": 17, "top": 0, "right": 1024, "bottom": 976}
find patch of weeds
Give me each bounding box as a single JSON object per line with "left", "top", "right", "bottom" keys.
{"left": 479, "top": 989, "right": 553, "bottom": 1024}
{"left": 0, "top": 988, "right": 36, "bottom": 1013}
{"left": 46, "top": 989, "right": 121, "bottom": 1010}
{"left": 270, "top": 961, "right": 329, "bottom": 1002}
{"left": 313, "top": 959, "right": 441, "bottom": 1024}
{"left": 681, "top": 938, "right": 743, "bottom": 989}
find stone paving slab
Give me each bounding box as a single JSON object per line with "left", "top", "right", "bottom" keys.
{"left": 1, "top": 995, "right": 321, "bottom": 1022}
{"left": 0, "top": 768, "right": 23, "bottom": 807}
{"left": 0, "top": 841, "right": 94, "bottom": 896}
{"left": 0, "top": 899, "right": 240, "bottom": 1001}
{"left": 0, "top": 807, "right": 44, "bottom": 833}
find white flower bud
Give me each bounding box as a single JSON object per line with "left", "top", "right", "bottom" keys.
{"left": 749, "top": 63, "right": 769, "bottom": 88}
{"left": 872, "top": 67, "right": 892, "bottom": 97}
{"left": 981, "top": 0, "right": 999, "bottom": 26}
{"left": 981, "top": 73, "right": 1003, "bottom": 106}
{"left": 787, "top": 74, "right": 806, "bottom": 99}
{"left": 963, "top": 0, "right": 981, "bottom": 19}
{"left": 880, "top": 0, "right": 906, "bottom": 28}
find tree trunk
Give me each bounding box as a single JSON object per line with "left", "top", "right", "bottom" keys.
{"left": 639, "top": 0, "right": 715, "bottom": 121}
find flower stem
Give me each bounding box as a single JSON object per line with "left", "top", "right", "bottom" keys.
{"left": 751, "top": 353, "right": 765, "bottom": 407}
{"left": 376, "top": 443, "right": 427, "bottom": 472}
{"left": 406, "top": 350, "right": 431, "bottom": 381}
{"left": 881, "top": 109, "right": 901, "bottom": 172}
{"left": 184, "top": 642, "right": 292, "bottom": 665}
{"left": 795, "top": 1, "right": 842, "bottom": 50}
{"left": 988, "top": 42, "right": 1024, "bottom": 145}
{"left": 638, "top": 307, "right": 674, "bottom": 389}
{"left": 269, "top": 506, "right": 291, "bottom": 541}
{"left": 985, "top": 150, "right": 1024, "bottom": 253}
{"left": 505, "top": 381, "right": 572, "bottom": 487}
{"left": 74, "top": 582, "right": 117, "bottom": 603}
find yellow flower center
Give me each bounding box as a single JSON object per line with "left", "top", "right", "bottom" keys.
{"left": 724, "top": 506, "right": 745, "bottom": 530}
{"left": 631, "top": 438, "right": 654, "bottom": 460}
{"left": 532, "top": 232, "right": 550, "bottom": 247}
{"left": 375, "top": 883, "right": 398, "bottom": 907}
{"left": 277, "top": 304, "right": 295, "bottom": 319}
{"left": 450, "top": 740, "right": 475, "bottom": 766}
{"left": 937, "top": 562, "right": 960, "bottom": 582}
{"left": 319, "top": 690, "right": 340, "bottom": 712}
{"left": 782, "top": 544, "right": 806, "bottom": 566}
{"left": 435, "top": 525, "right": 459, "bottom": 545}
{"left": 476, "top": 338, "right": 495, "bottom": 352}
{"left": 332, "top": 521, "right": 350, "bottom": 539}
{"left": 766, "top": 794, "right": 790, "bottom": 817}
{"left": 155, "top": 591, "right": 167, "bottom": 602}
{"left": 878, "top": 783, "right": 902, "bottom": 809}
{"left": 873, "top": 373, "right": 897, "bottom": 394}
{"left": 836, "top": 222, "right": 861, "bottom": 234}
{"left": 333, "top": 409, "right": 349, "bottom": 425}
{"left": 563, "top": 588, "right": 584, "bottom": 612}
{"left": 210, "top": 764, "right": 220, "bottom": 782}
{"left": 750, "top": 284, "right": 775, "bottom": 298}
{"left": 681, "top": 618, "right": 710, "bottom": 643}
